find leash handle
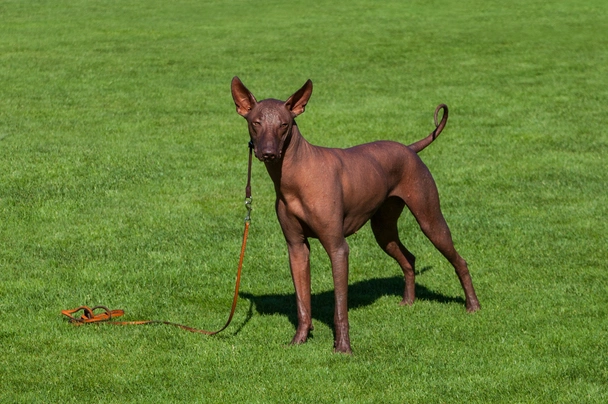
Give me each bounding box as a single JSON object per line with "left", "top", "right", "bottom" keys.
{"left": 61, "top": 306, "right": 125, "bottom": 323}
{"left": 62, "top": 142, "right": 254, "bottom": 335}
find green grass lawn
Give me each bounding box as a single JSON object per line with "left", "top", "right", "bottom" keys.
{"left": 1, "top": 0, "right": 607, "bottom": 402}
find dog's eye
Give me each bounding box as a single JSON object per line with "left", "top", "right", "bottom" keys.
{"left": 252, "top": 121, "right": 261, "bottom": 127}
{"left": 281, "top": 123, "right": 288, "bottom": 128}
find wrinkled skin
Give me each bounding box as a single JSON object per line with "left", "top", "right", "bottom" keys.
{"left": 231, "top": 77, "right": 480, "bottom": 354}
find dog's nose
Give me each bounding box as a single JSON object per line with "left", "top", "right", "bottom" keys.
{"left": 261, "top": 150, "right": 277, "bottom": 161}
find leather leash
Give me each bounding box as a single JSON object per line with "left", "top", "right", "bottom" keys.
{"left": 62, "top": 142, "right": 254, "bottom": 335}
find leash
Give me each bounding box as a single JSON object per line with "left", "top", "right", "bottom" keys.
{"left": 62, "top": 142, "right": 254, "bottom": 335}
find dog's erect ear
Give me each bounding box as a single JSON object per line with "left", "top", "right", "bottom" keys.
{"left": 231, "top": 76, "right": 257, "bottom": 117}
{"left": 285, "top": 79, "right": 313, "bottom": 117}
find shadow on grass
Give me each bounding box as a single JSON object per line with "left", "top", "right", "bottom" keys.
{"left": 239, "top": 273, "right": 464, "bottom": 333}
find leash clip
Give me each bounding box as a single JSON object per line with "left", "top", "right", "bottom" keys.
{"left": 244, "top": 196, "right": 252, "bottom": 223}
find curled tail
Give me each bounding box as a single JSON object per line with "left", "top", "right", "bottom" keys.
{"left": 407, "top": 104, "right": 448, "bottom": 153}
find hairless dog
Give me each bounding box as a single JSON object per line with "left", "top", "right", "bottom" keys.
{"left": 231, "top": 77, "right": 480, "bottom": 353}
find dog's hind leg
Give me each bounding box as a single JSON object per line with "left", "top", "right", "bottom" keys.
{"left": 370, "top": 197, "right": 417, "bottom": 306}
{"left": 401, "top": 167, "right": 481, "bottom": 312}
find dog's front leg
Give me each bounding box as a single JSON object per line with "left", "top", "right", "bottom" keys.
{"left": 277, "top": 201, "right": 314, "bottom": 345}
{"left": 324, "top": 238, "right": 352, "bottom": 354}
{"left": 286, "top": 239, "right": 313, "bottom": 345}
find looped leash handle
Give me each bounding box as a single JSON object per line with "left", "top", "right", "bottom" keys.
{"left": 61, "top": 306, "right": 125, "bottom": 324}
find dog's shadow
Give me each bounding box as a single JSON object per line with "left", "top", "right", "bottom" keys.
{"left": 239, "top": 271, "right": 464, "bottom": 331}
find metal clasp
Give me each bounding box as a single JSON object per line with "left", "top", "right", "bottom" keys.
{"left": 244, "top": 196, "right": 252, "bottom": 223}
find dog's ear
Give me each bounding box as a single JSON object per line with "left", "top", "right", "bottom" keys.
{"left": 231, "top": 76, "right": 257, "bottom": 117}
{"left": 285, "top": 79, "right": 313, "bottom": 117}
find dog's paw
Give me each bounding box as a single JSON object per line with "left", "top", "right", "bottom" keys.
{"left": 399, "top": 298, "right": 414, "bottom": 306}
{"left": 466, "top": 300, "right": 481, "bottom": 312}
{"left": 290, "top": 325, "right": 312, "bottom": 345}
{"left": 333, "top": 340, "right": 353, "bottom": 355}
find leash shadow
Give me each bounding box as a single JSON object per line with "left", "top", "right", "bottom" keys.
{"left": 239, "top": 274, "right": 465, "bottom": 331}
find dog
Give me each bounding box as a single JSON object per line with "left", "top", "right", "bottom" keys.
{"left": 231, "top": 77, "right": 480, "bottom": 353}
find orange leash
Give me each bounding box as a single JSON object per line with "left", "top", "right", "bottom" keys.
{"left": 62, "top": 143, "right": 254, "bottom": 335}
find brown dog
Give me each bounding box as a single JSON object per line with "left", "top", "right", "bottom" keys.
{"left": 231, "top": 77, "right": 480, "bottom": 353}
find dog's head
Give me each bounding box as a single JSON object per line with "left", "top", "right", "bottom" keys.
{"left": 231, "top": 77, "right": 313, "bottom": 163}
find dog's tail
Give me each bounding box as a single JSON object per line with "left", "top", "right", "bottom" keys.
{"left": 407, "top": 104, "right": 448, "bottom": 154}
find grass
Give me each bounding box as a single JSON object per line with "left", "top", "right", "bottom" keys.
{"left": 1, "top": 0, "right": 607, "bottom": 402}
